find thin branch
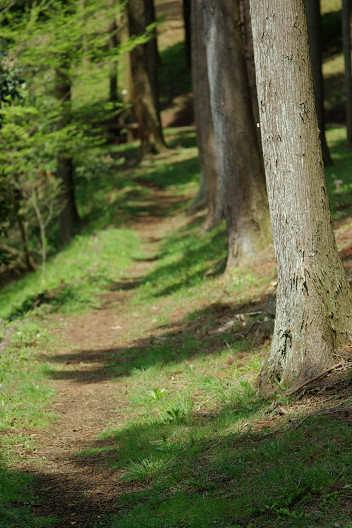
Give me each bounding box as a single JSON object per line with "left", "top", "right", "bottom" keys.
{"left": 1, "top": 0, "right": 18, "bottom": 15}
{"left": 31, "top": 190, "right": 46, "bottom": 280}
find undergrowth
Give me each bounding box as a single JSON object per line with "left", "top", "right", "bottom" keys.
{"left": 1, "top": 0, "right": 352, "bottom": 521}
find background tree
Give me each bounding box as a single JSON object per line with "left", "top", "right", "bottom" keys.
{"left": 251, "top": 0, "right": 352, "bottom": 391}
{"left": 189, "top": 0, "right": 221, "bottom": 230}
{"left": 0, "top": 0, "right": 127, "bottom": 263}
{"left": 342, "top": 0, "right": 352, "bottom": 148}
{"left": 55, "top": 57, "right": 80, "bottom": 243}
{"left": 108, "top": 5, "right": 119, "bottom": 104}
{"left": 127, "top": 0, "right": 166, "bottom": 157}
{"left": 239, "top": 0, "right": 262, "bottom": 151}
{"left": 202, "top": 0, "right": 271, "bottom": 269}
{"left": 182, "top": 0, "right": 191, "bottom": 69}
{"left": 305, "top": 0, "right": 332, "bottom": 165}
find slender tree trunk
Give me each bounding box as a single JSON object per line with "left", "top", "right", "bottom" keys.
{"left": 239, "top": 0, "right": 262, "bottom": 152}
{"left": 251, "top": 0, "right": 352, "bottom": 392}
{"left": 119, "top": 11, "right": 135, "bottom": 132}
{"left": 183, "top": 0, "right": 191, "bottom": 69}
{"left": 343, "top": 0, "right": 352, "bottom": 148}
{"left": 305, "top": 0, "right": 332, "bottom": 165}
{"left": 109, "top": 16, "right": 119, "bottom": 103}
{"left": 12, "top": 187, "right": 36, "bottom": 271}
{"left": 202, "top": 0, "right": 271, "bottom": 269}
{"left": 127, "top": 0, "right": 166, "bottom": 157}
{"left": 191, "top": 0, "right": 221, "bottom": 230}
{"left": 107, "top": 7, "right": 121, "bottom": 140}
{"left": 55, "top": 61, "right": 80, "bottom": 243}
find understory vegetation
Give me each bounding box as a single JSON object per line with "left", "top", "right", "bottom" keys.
{"left": 1, "top": 125, "right": 352, "bottom": 528}
{"left": 1, "top": 0, "right": 352, "bottom": 527}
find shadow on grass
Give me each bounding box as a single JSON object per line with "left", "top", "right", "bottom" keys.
{"left": 325, "top": 71, "right": 345, "bottom": 124}
{"left": 322, "top": 10, "right": 342, "bottom": 55}
{"left": 42, "top": 298, "right": 266, "bottom": 384}
{"left": 0, "top": 458, "right": 57, "bottom": 527}
{"left": 75, "top": 150, "right": 199, "bottom": 231}
{"left": 159, "top": 42, "right": 191, "bottom": 108}
{"left": 139, "top": 224, "right": 227, "bottom": 298}
{"left": 27, "top": 397, "right": 352, "bottom": 527}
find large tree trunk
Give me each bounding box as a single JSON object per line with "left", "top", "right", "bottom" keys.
{"left": 127, "top": 0, "right": 166, "bottom": 158}
{"left": 251, "top": 0, "right": 352, "bottom": 391}
{"left": 342, "top": 0, "right": 352, "bottom": 149}
{"left": 202, "top": 0, "right": 271, "bottom": 269}
{"left": 55, "top": 61, "right": 80, "bottom": 244}
{"left": 305, "top": 0, "right": 332, "bottom": 165}
{"left": 191, "top": 0, "right": 221, "bottom": 230}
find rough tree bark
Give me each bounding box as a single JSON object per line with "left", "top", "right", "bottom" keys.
{"left": 191, "top": 0, "right": 221, "bottom": 230}
{"left": 127, "top": 0, "right": 166, "bottom": 157}
{"left": 342, "top": 0, "right": 352, "bottom": 148}
{"left": 305, "top": 0, "right": 332, "bottom": 165}
{"left": 55, "top": 60, "right": 80, "bottom": 244}
{"left": 202, "top": 0, "right": 271, "bottom": 269}
{"left": 250, "top": 0, "right": 352, "bottom": 391}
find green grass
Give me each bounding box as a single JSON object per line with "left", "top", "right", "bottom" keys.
{"left": 78, "top": 368, "right": 352, "bottom": 528}
{"left": 2, "top": 6, "right": 352, "bottom": 518}
{"left": 321, "top": 0, "right": 341, "bottom": 15}
{"left": 0, "top": 462, "right": 57, "bottom": 527}
{"left": 0, "top": 228, "right": 141, "bottom": 321}
{"left": 0, "top": 320, "right": 56, "bottom": 428}
{"left": 325, "top": 127, "right": 352, "bottom": 220}
{"left": 2, "top": 119, "right": 352, "bottom": 526}
{"left": 0, "top": 319, "right": 58, "bottom": 527}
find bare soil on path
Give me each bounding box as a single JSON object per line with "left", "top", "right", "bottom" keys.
{"left": 14, "top": 188, "right": 194, "bottom": 527}
{"left": 10, "top": 186, "right": 352, "bottom": 527}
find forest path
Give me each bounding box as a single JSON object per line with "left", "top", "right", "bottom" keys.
{"left": 16, "top": 186, "right": 191, "bottom": 527}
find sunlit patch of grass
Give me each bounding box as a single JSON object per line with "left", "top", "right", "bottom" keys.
{"left": 321, "top": 0, "right": 341, "bottom": 14}
{"left": 323, "top": 53, "right": 345, "bottom": 120}
{"left": 0, "top": 319, "right": 56, "bottom": 438}
{"left": 0, "top": 319, "right": 57, "bottom": 526}
{"left": 91, "top": 406, "right": 352, "bottom": 528}
{"left": 0, "top": 228, "right": 140, "bottom": 320}
{"left": 325, "top": 127, "right": 352, "bottom": 220}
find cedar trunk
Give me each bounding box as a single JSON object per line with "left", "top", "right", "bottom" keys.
{"left": 202, "top": 0, "right": 271, "bottom": 268}
{"left": 250, "top": 0, "right": 352, "bottom": 390}
{"left": 191, "top": 0, "right": 221, "bottom": 230}
{"left": 109, "top": 16, "right": 119, "bottom": 103}
{"left": 127, "top": 0, "right": 166, "bottom": 157}
{"left": 183, "top": 0, "right": 191, "bottom": 68}
{"left": 239, "top": 0, "right": 262, "bottom": 152}
{"left": 342, "top": 0, "right": 352, "bottom": 149}
{"left": 55, "top": 63, "right": 80, "bottom": 244}
{"left": 305, "top": 0, "right": 332, "bottom": 165}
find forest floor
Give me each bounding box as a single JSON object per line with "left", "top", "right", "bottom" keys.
{"left": 18, "top": 185, "right": 197, "bottom": 526}
{"left": 3, "top": 149, "right": 352, "bottom": 527}
{"left": 2, "top": 1, "right": 352, "bottom": 525}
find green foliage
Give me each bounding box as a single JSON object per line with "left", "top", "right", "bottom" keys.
{"left": 0, "top": 53, "right": 24, "bottom": 114}
{"left": 0, "top": 0, "right": 131, "bottom": 274}
{"left": 0, "top": 227, "right": 140, "bottom": 320}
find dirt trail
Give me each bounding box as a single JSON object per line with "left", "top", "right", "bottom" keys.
{"left": 16, "top": 191, "right": 189, "bottom": 527}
